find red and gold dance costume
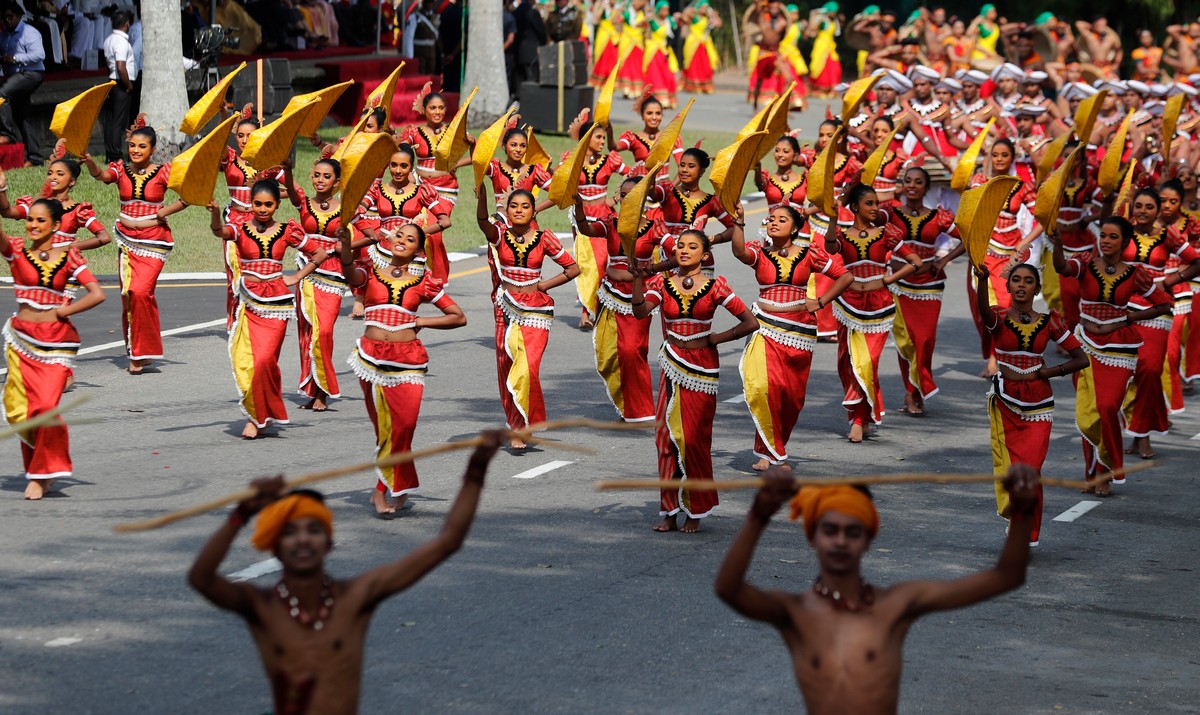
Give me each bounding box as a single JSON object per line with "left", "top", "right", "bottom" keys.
{"left": 1164, "top": 214, "right": 1200, "bottom": 414}
{"left": 616, "top": 130, "right": 682, "bottom": 180}
{"left": 109, "top": 161, "right": 173, "bottom": 363}
{"left": 758, "top": 168, "right": 808, "bottom": 211}
{"left": 347, "top": 265, "right": 459, "bottom": 496}
{"left": 680, "top": 8, "right": 718, "bottom": 93}
{"left": 485, "top": 159, "right": 553, "bottom": 210}
{"left": 806, "top": 154, "right": 863, "bottom": 339}
{"left": 292, "top": 188, "right": 348, "bottom": 402}
{"left": 357, "top": 178, "right": 451, "bottom": 284}
{"left": 648, "top": 179, "right": 733, "bottom": 276}
{"left": 643, "top": 272, "right": 749, "bottom": 518}
{"left": 830, "top": 222, "right": 908, "bottom": 427}
{"left": 1060, "top": 254, "right": 1170, "bottom": 482}
{"left": 220, "top": 147, "right": 281, "bottom": 322}
{"left": 739, "top": 240, "right": 846, "bottom": 464}
{"left": 643, "top": 15, "right": 679, "bottom": 108}
{"left": 227, "top": 220, "right": 312, "bottom": 429}
{"left": 965, "top": 173, "right": 1037, "bottom": 358}
{"left": 1055, "top": 179, "right": 1101, "bottom": 328}
{"left": 1121, "top": 224, "right": 1199, "bottom": 437}
{"left": 488, "top": 221, "right": 577, "bottom": 430}
{"left": 984, "top": 307, "right": 1080, "bottom": 545}
{"left": 1182, "top": 213, "right": 1200, "bottom": 387}
{"left": 589, "top": 215, "right": 663, "bottom": 422}
{"left": 2, "top": 240, "right": 95, "bottom": 481}
{"left": 589, "top": 11, "right": 620, "bottom": 87}
{"left": 399, "top": 122, "right": 460, "bottom": 210}
{"left": 869, "top": 148, "right": 910, "bottom": 212}
{"left": 888, "top": 206, "right": 959, "bottom": 404}
{"left": 8, "top": 196, "right": 104, "bottom": 304}
{"left": 570, "top": 151, "right": 629, "bottom": 317}
{"left": 616, "top": 6, "right": 647, "bottom": 97}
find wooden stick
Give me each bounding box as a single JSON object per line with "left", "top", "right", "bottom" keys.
{"left": 112, "top": 423, "right": 614, "bottom": 533}
{"left": 595, "top": 462, "right": 1157, "bottom": 492}
{"left": 0, "top": 395, "right": 92, "bottom": 440}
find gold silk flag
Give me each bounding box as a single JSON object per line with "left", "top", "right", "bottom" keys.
{"left": 1072, "top": 88, "right": 1107, "bottom": 146}
{"left": 861, "top": 125, "right": 901, "bottom": 187}
{"left": 841, "top": 74, "right": 881, "bottom": 123}
{"left": 954, "top": 175, "right": 1020, "bottom": 270}
{"left": 594, "top": 50, "right": 629, "bottom": 128}
{"left": 339, "top": 133, "right": 401, "bottom": 226}
{"left": 645, "top": 98, "right": 694, "bottom": 169}
{"left": 285, "top": 81, "right": 355, "bottom": 138}
{"left": 547, "top": 124, "right": 599, "bottom": 210}
{"left": 1162, "top": 94, "right": 1186, "bottom": 167}
{"left": 1035, "top": 144, "right": 1083, "bottom": 236}
{"left": 50, "top": 81, "right": 115, "bottom": 156}
{"left": 752, "top": 89, "right": 794, "bottom": 165}
{"left": 710, "top": 132, "right": 767, "bottom": 220}
{"left": 951, "top": 118, "right": 995, "bottom": 192}
{"left": 1035, "top": 131, "right": 1071, "bottom": 185}
{"left": 525, "top": 127, "right": 552, "bottom": 169}
{"left": 364, "top": 61, "right": 406, "bottom": 127}
{"left": 241, "top": 98, "right": 319, "bottom": 170}
{"left": 1098, "top": 111, "right": 1132, "bottom": 196}
{"left": 433, "top": 86, "right": 478, "bottom": 172}
{"left": 330, "top": 111, "right": 374, "bottom": 163}
{"left": 168, "top": 115, "right": 239, "bottom": 207}
{"left": 806, "top": 125, "right": 843, "bottom": 218}
{"left": 471, "top": 107, "right": 518, "bottom": 189}
{"left": 179, "top": 63, "right": 247, "bottom": 136}
{"left": 618, "top": 162, "right": 664, "bottom": 260}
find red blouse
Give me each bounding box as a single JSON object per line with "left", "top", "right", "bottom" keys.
{"left": 1061, "top": 253, "right": 1171, "bottom": 362}
{"left": 222, "top": 147, "right": 282, "bottom": 209}
{"left": 291, "top": 187, "right": 345, "bottom": 281}
{"left": 587, "top": 214, "right": 665, "bottom": 271}
{"left": 832, "top": 223, "right": 909, "bottom": 281}
{"left": 886, "top": 206, "right": 958, "bottom": 289}
{"left": 616, "top": 130, "right": 682, "bottom": 176}
{"left": 757, "top": 169, "right": 806, "bottom": 209}
{"left": 110, "top": 161, "right": 171, "bottom": 219}
{"left": 740, "top": 240, "right": 846, "bottom": 311}
{"left": 487, "top": 222, "right": 577, "bottom": 287}
{"left": 357, "top": 180, "right": 448, "bottom": 234}
{"left": 486, "top": 159, "right": 553, "bottom": 203}
{"left": 231, "top": 220, "right": 310, "bottom": 279}
{"left": 12, "top": 197, "right": 105, "bottom": 248}
{"left": 968, "top": 173, "right": 1036, "bottom": 252}
{"left": 352, "top": 265, "right": 457, "bottom": 332}
{"left": 642, "top": 273, "right": 747, "bottom": 341}
{"left": 399, "top": 124, "right": 446, "bottom": 173}
{"left": 4, "top": 239, "right": 97, "bottom": 309}
{"left": 566, "top": 150, "right": 629, "bottom": 201}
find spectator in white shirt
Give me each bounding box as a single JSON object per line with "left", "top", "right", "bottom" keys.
{"left": 101, "top": 9, "right": 137, "bottom": 162}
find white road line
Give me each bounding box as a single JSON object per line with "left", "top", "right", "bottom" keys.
{"left": 227, "top": 557, "right": 282, "bottom": 582}
{"left": 44, "top": 637, "right": 83, "bottom": 647}
{"left": 1052, "top": 500, "right": 1102, "bottom": 523}
{"left": 1191, "top": 432, "right": 1200, "bottom": 441}
{"left": 511, "top": 460, "right": 573, "bottom": 480}
{"left": 723, "top": 393, "right": 746, "bottom": 404}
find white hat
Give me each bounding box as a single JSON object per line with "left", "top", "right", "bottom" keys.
{"left": 1125, "top": 80, "right": 1151, "bottom": 96}
{"left": 1094, "top": 79, "right": 1127, "bottom": 95}
{"left": 907, "top": 65, "right": 941, "bottom": 83}
{"left": 1059, "top": 82, "right": 1098, "bottom": 101}
{"left": 937, "top": 77, "right": 963, "bottom": 92}
{"left": 1021, "top": 70, "right": 1048, "bottom": 84}
{"left": 1012, "top": 102, "right": 1048, "bottom": 117}
{"left": 1143, "top": 101, "right": 1165, "bottom": 117}
{"left": 956, "top": 69, "right": 989, "bottom": 86}
{"left": 833, "top": 82, "right": 851, "bottom": 93}
{"left": 990, "top": 63, "right": 1024, "bottom": 83}
{"left": 1169, "top": 82, "right": 1199, "bottom": 97}
{"left": 874, "top": 68, "right": 914, "bottom": 92}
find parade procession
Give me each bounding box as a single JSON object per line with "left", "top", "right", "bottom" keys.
{"left": 2, "top": 1, "right": 1198, "bottom": 713}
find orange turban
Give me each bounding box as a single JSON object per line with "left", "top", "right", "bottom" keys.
{"left": 251, "top": 494, "right": 334, "bottom": 551}
{"left": 789, "top": 486, "right": 879, "bottom": 540}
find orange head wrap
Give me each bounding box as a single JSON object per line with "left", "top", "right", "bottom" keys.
{"left": 789, "top": 486, "right": 879, "bottom": 541}
{"left": 251, "top": 493, "right": 334, "bottom": 552}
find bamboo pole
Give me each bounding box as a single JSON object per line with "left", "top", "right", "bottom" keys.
{"left": 0, "top": 395, "right": 92, "bottom": 441}
{"left": 113, "top": 420, "right": 654, "bottom": 533}
{"left": 595, "top": 462, "right": 1157, "bottom": 492}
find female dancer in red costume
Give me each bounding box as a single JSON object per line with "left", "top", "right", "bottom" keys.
{"left": 476, "top": 187, "right": 580, "bottom": 450}
{"left": 1055, "top": 159, "right": 1102, "bottom": 329}
{"left": 965, "top": 139, "right": 1040, "bottom": 377}
{"left": 219, "top": 110, "right": 285, "bottom": 325}
{"left": 355, "top": 145, "right": 451, "bottom": 285}
{"left": 398, "top": 91, "right": 459, "bottom": 282}
{"left": 338, "top": 224, "right": 466, "bottom": 515}
{"left": 569, "top": 121, "right": 630, "bottom": 328}
{"left": 613, "top": 93, "right": 683, "bottom": 178}
{"left": 0, "top": 154, "right": 111, "bottom": 253}
{"left": 733, "top": 203, "right": 851, "bottom": 470}
{"left": 282, "top": 156, "right": 348, "bottom": 412}
{"left": 1121, "top": 188, "right": 1200, "bottom": 459}
{"left": 2, "top": 199, "right": 106, "bottom": 500}
{"left": 887, "top": 166, "right": 963, "bottom": 416}
{"left": 753, "top": 135, "right": 807, "bottom": 212}
{"left": 82, "top": 121, "right": 188, "bottom": 374}
{"left": 646, "top": 147, "right": 734, "bottom": 275}
{"left": 575, "top": 180, "right": 664, "bottom": 423}
{"left": 1049, "top": 217, "right": 1172, "bottom": 495}
{"left": 209, "top": 180, "right": 324, "bottom": 440}
{"left": 975, "top": 262, "right": 1086, "bottom": 545}
{"left": 866, "top": 116, "right": 910, "bottom": 211}
{"left": 1157, "top": 179, "right": 1200, "bottom": 414}
{"left": 806, "top": 119, "right": 864, "bottom": 342}
{"left": 826, "top": 183, "right": 921, "bottom": 443}
{"left": 483, "top": 126, "right": 554, "bottom": 211}
{"left": 632, "top": 229, "right": 757, "bottom": 533}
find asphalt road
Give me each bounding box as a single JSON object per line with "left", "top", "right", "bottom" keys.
{"left": 1, "top": 90, "right": 1198, "bottom": 715}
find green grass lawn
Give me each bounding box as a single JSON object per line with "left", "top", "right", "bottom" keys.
{"left": 2, "top": 125, "right": 747, "bottom": 275}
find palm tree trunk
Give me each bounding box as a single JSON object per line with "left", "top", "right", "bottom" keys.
{"left": 462, "top": 0, "right": 508, "bottom": 125}
{"left": 140, "top": 0, "right": 191, "bottom": 159}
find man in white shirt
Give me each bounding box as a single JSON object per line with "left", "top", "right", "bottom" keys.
{"left": 101, "top": 8, "right": 136, "bottom": 162}
{"left": 0, "top": 0, "right": 46, "bottom": 165}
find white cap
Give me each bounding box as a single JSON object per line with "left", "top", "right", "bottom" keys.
{"left": 1143, "top": 101, "right": 1165, "bottom": 117}
{"left": 1012, "top": 102, "right": 1048, "bottom": 117}
{"left": 1189, "top": 73, "right": 1200, "bottom": 86}
{"left": 1094, "top": 79, "right": 1127, "bottom": 95}
{"left": 1059, "top": 82, "right": 1098, "bottom": 101}
{"left": 907, "top": 65, "right": 941, "bottom": 83}
{"left": 956, "top": 69, "right": 990, "bottom": 86}
{"left": 1169, "top": 82, "right": 1199, "bottom": 97}
{"left": 990, "top": 63, "right": 1024, "bottom": 83}
{"left": 873, "top": 68, "right": 914, "bottom": 92}
{"left": 833, "top": 82, "right": 851, "bottom": 93}
{"left": 937, "top": 77, "right": 963, "bottom": 92}
{"left": 1022, "top": 70, "right": 1048, "bottom": 84}
{"left": 1125, "top": 80, "right": 1151, "bottom": 96}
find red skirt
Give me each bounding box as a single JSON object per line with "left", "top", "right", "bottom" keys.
{"left": 740, "top": 309, "right": 818, "bottom": 464}
{"left": 229, "top": 279, "right": 293, "bottom": 429}
{"left": 892, "top": 291, "right": 942, "bottom": 401}
{"left": 1124, "top": 323, "right": 1170, "bottom": 437}
{"left": 1075, "top": 353, "right": 1134, "bottom": 482}
{"left": 593, "top": 280, "right": 655, "bottom": 422}
{"left": 295, "top": 273, "right": 345, "bottom": 400}
{"left": 496, "top": 289, "right": 555, "bottom": 430}
{"left": 116, "top": 228, "right": 171, "bottom": 361}
{"left": 988, "top": 391, "right": 1050, "bottom": 544}
{"left": 834, "top": 289, "right": 894, "bottom": 425}
{"left": 350, "top": 338, "right": 429, "bottom": 496}
{"left": 656, "top": 343, "right": 719, "bottom": 518}
{"left": 3, "top": 318, "right": 79, "bottom": 480}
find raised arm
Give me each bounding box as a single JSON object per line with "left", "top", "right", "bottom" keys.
{"left": 282, "top": 161, "right": 303, "bottom": 207}
{"left": 354, "top": 432, "right": 502, "bottom": 611}
{"left": 475, "top": 185, "right": 502, "bottom": 243}
{"left": 82, "top": 153, "right": 118, "bottom": 184}
{"left": 337, "top": 228, "right": 367, "bottom": 288}
{"left": 894, "top": 465, "right": 1038, "bottom": 618}
{"left": 714, "top": 468, "right": 797, "bottom": 628}
{"left": 208, "top": 201, "right": 235, "bottom": 240}
{"left": 973, "top": 263, "right": 998, "bottom": 330}
{"left": 573, "top": 195, "right": 606, "bottom": 237}
{"left": 730, "top": 203, "right": 754, "bottom": 264}
{"left": 187, "top": 476, "right": 287, "bottom": 617}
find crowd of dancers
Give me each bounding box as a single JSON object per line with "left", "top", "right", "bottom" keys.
{"left": 5, "top": 44, "right": 1200, "bottom": 548}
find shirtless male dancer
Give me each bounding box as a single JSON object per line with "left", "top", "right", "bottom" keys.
{"left": 715, "top": 464, "right": 1038, "bottom": 715}
{"left": 188, "top": 431, "right": 502, "bottom": 715}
